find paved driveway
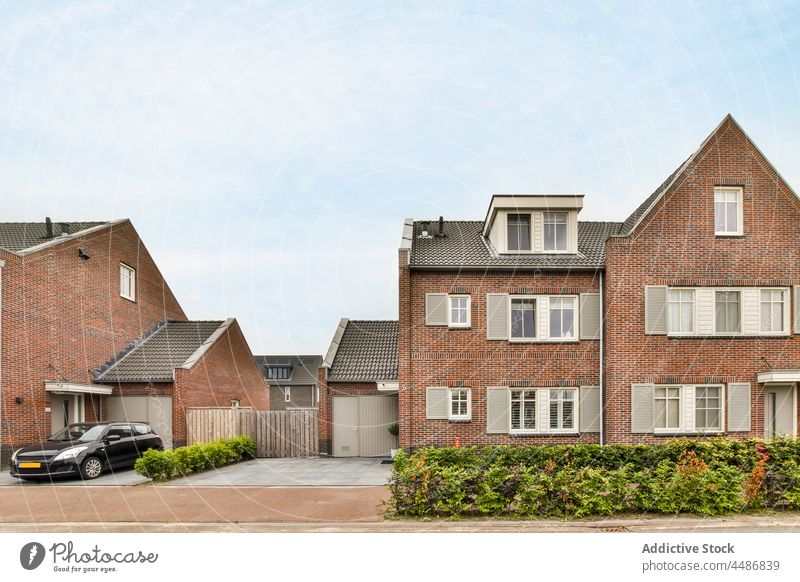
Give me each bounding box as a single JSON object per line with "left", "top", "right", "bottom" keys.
{"left": 0, "top": 467, "right": 148, "bottom": 487}
{"left": 159, "top": 457, "right": 392, "bottom": 487}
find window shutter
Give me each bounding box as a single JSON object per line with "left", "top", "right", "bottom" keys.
{"left": 532, "top": 212, "right": 543, "bottom": 253}
{"left": 683, "top": 385, "right": 695, "bottom": 433}
{"left": 579, "top": 293, "right": 601, "bottom": 340}
{"left": 631, "top": 383, "right": 654, "bottom": 433}
{"left": 537, "top": 296, "right": 549, "bottom": 341}
{"left": 486, "top": 294, "right": 509, "bottom": 340}
{"left": 696, "top": 288, "right": 714, "bottom": 334}
{"left": 794, "top": 286, "right": 800, "bottom": 334}
{"left": 579, "top": 386, "right": 601, "bottom": 433}
{"left": 425, "top": 293, "right": 448, "bottom": 326}
{"left": 727, "top": 383, "right": 751, "bottom": 432}
{"left": 741, "top": 288, "right": 760, "bottom": 335}
{"left": 644, "top": 286, "right": 667, "bottom": 334}
{"left": 486, "top": 387, "right": 509, "bottom": 433}
{"left": 539, "top": 388, "right": 550, "bottom": 430}
{"left": 425, "top": 387, "right": 448, "bottom": 419}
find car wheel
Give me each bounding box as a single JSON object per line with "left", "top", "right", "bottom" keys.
{"left": 80, "top": 456, "right": 104, "bottom": 480}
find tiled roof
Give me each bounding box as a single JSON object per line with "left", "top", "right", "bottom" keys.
{"left": 95, "top": 320, "right": 224, "bottom": 383}
{"left": 328, "top": 320, "right": 398, "bottom": 382}
{"left": 254, "top": 355, "right": 323, "bottom": 385}
{"left": 409, "top": 220, "right": 622, "bottom": 269}
{"left": 0, "top": 221, "right": 107, "bottom": 252}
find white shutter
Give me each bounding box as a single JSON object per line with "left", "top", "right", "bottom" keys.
{"left": 696, "top": 288, "right": 714, "bottom": 335}
{"left": 486, "top": 294, "right": 509, "bottom": 340}
{"left": 631, "top": 383, "right": 654, "bottom": 433}
{"left": 425, "top": 293, "right": 448, "bottom": 326}
{"left": 727, "top": 383, "right": 751, "bottom": 432}
{"left": 486, "top": 387, "right": 509, "bottom": 433}
{"left": 425, "top": 387, "right": 448, "bottom": 419}
{"left": 644, "top": 286, "right": 667, "bottom": 334}
{"left": 683, "top": 385, "right": 695, "bottom": 433}
{"left": 532, "top": 212, "right": 543, "bottom": 253}
{"left": 579, "top": 293, "right": 601, "bottom": 340}
{"left": 569, "top": 211, "right": 578, "bottom": 253}
{"left": 742, "top": 288, "right": 760, "bottom": 335}
{"left": 794, "top": 286, "right": 800, "bottom": 334}
{"left": 538, "top": 388, "right": 549, "bottom": 431}
{"left": 537, "top": 296, "right": 549, "bottom": 340}
{"left": 579, "top": 386, "right": 601, "bottom": 433}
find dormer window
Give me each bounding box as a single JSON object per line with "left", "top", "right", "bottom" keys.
{"left": 507, "top": 214, "right": 531, "bottom": 251}
{"left": 543, "top": 212, "right": 568, "bottom": 251}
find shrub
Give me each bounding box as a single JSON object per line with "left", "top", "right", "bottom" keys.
{"left": 134, "top": 436, "right": 256, "bottom": 481}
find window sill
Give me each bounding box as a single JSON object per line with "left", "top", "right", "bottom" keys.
{"left": 448, "top": 418, "right": 472, "bottom": 423}
{"left": 714, "top": 233, "right": 744, "bottom": 238}
{"left": 654, "top": 431, "right": 724, "bottom": 436}
{"left": 508, "top": 431, "right": 579, "bottom": 437}
{"left": 121, "top": 295, "right": 136, "bottom": 303}
{"left": 667, "top": 334, "right": 789, "bottom": 339}
{"left": 447, "top": 325, "right": 471, "bottom": 330}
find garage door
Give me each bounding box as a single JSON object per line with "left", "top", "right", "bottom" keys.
{"left": 332, "top": 395, "right": 397, "bottom": 457}
{"left": 107, "top": 396, "right": 173, "bottom": 449}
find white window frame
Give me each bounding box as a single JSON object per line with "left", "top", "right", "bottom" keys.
{"left": 760, "top": 288, "right": 790, "bottom": 336}
{"left": 667, "top": 288, "right": 696, "bottom": 336}
{"left": 284, "top": 387, "right": 291, "bottom": 403}
{"left": 120, "top": 263, "right": 136, "bottom": 301}
{"left": 506, "top": 212, "right": 532, "bottom": 253}
{"left": 714, "top": 289, "right": 742, "bottom": 335}
{"left": 542, "top": 211, "right": 569, "bottom": 253}
{"left": 509, "top": 388, "right": 538, "bottom": 434}
{"left": 231, "top": 400, "right": 240, "bottom": 408}
{"left": 448, "top": 295, "right": 471, "bottom": 328}
{"left": 508, "top": 296, "right": 537, "bottom": 342}
{"left": 653, "top": 385, "right": 683, "bottom": 434}
{"left": 548, "top": 388, "right": 578, "bottom": 433}
{"left": 448, "top": 388, "right": 471, "bottom": 421}
{"left": 548, "top": 296, "right": 578, "bottom": 341}
{"left": 694, "top": 385, "right": 725, "bottom": 434}
{"left": 714, "top": 187, "right": 743, "bottom": 236}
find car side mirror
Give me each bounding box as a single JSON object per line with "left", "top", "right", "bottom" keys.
{"left": 105, "top": 434, "right": 121, "bottom": 442}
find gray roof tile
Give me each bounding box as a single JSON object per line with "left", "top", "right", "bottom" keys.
{"left": 328, "top": 320, "right": 397, "bottom": 382}
{"left": 409, "top": 220, "right": 622, "bottom": 269}
{"left": 254, "top": 355, "right": 323, "bottom": 386}
{"left": 95, "top": 320, "right": 224, "bottom": 383}
{"left": 0, "top": 221, "right": 107, "bottom": 252}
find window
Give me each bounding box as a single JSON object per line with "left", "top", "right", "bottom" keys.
{"left": 761, "top": 290, "right": 786, "bottom": 333}
{"left": 284, "top": 388, "right": 291, "bottom": 403}
{"left": 507, "top": 214, "right": 531, "bottom": 251}
{"left": 714, "top": 187, "right": 742, "bottom": 235}
{"left": 654, "top": 386, "right": 681, "bottom": 431}
{"left": 448, "top": 295, "right": 470, "bottom": 328}
{"left": 667, "top": 289, "right": 695, "bottom": 334}
{"left": 543, "top": 212, "right": 568, "bottom": 251}
{"left": 549, "top": 297, "right": 576, "bottom": 339}
{"left": 266, "top": 366, "right": 293, "bottom": 380}
{"left": 510, "top": 389, "right": 537, "bottom": 432}
{"left": 448, "top": 389, "right": 471, "bottom": 420}
{"left": 715, "top": 291, "right": 741, "bottom": 333}
{"left": 133, "top": 424, "right": 152, "bottom": 435}
{"left": 695, "top": 386, "right": 722, "bottom": 432}
{"left": 120, "top": 263, "right": 136, "bottom": 301}
{"left": 549, "top": 389, "right": 576, "bottom": 431}
{"left": 510, "top": 298, "right": 536, "bottom": 340}
{"left": 231, "top": 400, "right": 240, "bottom": 408}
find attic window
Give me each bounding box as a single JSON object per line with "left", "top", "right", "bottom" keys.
{"left": 543, "top": 212, "right": 568, "bottom": 251}
{"left": 266, "top": 366, "right": 293, "bottom": 380}
{"left": 120, "top": 263, "right": 136, "bottom": 301}
{"left": 714, "top": 187, "right": 743, "bottom": 236}
{"left": 507, "top": 214, "right": 531, "bottom": 251}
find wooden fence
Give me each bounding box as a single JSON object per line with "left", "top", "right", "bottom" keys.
{"left": 186, "top": 408, "right": 318, "bottom": 458}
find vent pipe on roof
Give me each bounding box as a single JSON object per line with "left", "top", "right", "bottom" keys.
{"left": 45, "top": 217, "right": 53, "bottom": 239}
{"left": 60, "top": 223, "right": 70, "bottom": 236}
{"left": 436, "top": 216, "right": 445, "bottom": 237}
{"left": 420, "top": 221, "right": 430, "bottom": 237}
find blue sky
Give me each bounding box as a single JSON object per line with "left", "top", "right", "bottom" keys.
{"left": 1, "top": 1, "right": 798, "bottom": 354}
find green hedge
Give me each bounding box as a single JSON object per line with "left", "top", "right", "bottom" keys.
{"left": 388, "top": 438, "right": 800, "bottom": 518}
{"left": 134, "top": 436, "right": 256, "bottom": 481}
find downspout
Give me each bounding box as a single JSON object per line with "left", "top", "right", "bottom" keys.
{"left": 599, "top": 270, "right": 605, "bottom": 446}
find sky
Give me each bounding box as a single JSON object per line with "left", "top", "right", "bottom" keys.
{"left": 0, "top": 1, "right": 798, "bottom": 355}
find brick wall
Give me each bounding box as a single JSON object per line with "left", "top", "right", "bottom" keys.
{"left": 399, "top": 266, "right": 601, "bottom": 449}
{"left": 1, "top": 221, "right": 185, "bottom": 463}
{"left": 268, "top": 385, "right": 315, "bottom": 410}
{"left": 604, "top": 117, "right": 800, "bottom": 443}
{"left": 172, "top": 320, "right": 268, "bottom": 446}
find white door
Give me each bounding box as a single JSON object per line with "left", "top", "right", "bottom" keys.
{"left": 108, "top": 396, "right": 173, "bottom": 448}
{"left": 50, "top": 394, "right": 85, "bottom": 435}
{"left": 332, "top": 395, "right": 398, "bottom": 457}
{"left": 765, "top": 384, "right": 796, "bottom": 439}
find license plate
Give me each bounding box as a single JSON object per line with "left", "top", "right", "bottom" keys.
{"left": 18, "top": 462, "right": 41, "bottom": 469}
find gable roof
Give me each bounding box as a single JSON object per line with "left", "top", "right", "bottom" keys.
{"left": 94, "top": 320, "right": 226, "bottom": 383}
{"left": 254, "top": 355, "right": 323, "bottom": 385}
{"left": 324, "top": 320, "right": 398, "bottom": 382}
{"left": 0, "top": 221, "right": 108, "bottom": 253}
{"left": 409, "top": 220, "right": 622, "bottom": 269}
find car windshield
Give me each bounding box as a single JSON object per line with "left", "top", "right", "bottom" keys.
{"left": 49, "top": 423, "right": 108, "bottom": 442}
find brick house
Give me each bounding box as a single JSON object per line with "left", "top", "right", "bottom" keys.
{"left": 255, "top": 355, "right": 322, "bottom": 411}
{"left": 0, "top": 219, "right": 268, "bottom": 463}
{"left": 321, "top": 114, "right": 800, "bottom": 455}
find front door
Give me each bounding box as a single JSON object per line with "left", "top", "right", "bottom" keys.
{"left": 765, "top": 384, "right": 795, "bottom": 439}
{"left": 50, "top": 394, "right": 85, "bottom": 436}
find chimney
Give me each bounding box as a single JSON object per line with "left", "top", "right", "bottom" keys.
{"left": 45, "top": 217, "right": 53, "bottom": 239}
{"left": 60, "top": 223, "right": 70, "bottom": 236}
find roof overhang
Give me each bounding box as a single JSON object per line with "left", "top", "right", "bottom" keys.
{"left": 757, "top": 371, "right": 800, "bottom": 384}
{"left": 483, "top": 194, "right": 584, "bottom": 237}
{"left": 45, "top": 381, "right": 113, "bottom": 395}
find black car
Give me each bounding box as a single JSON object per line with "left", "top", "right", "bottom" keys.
{"left": 9, "top": 421, "right": 163, "bottom": 481}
